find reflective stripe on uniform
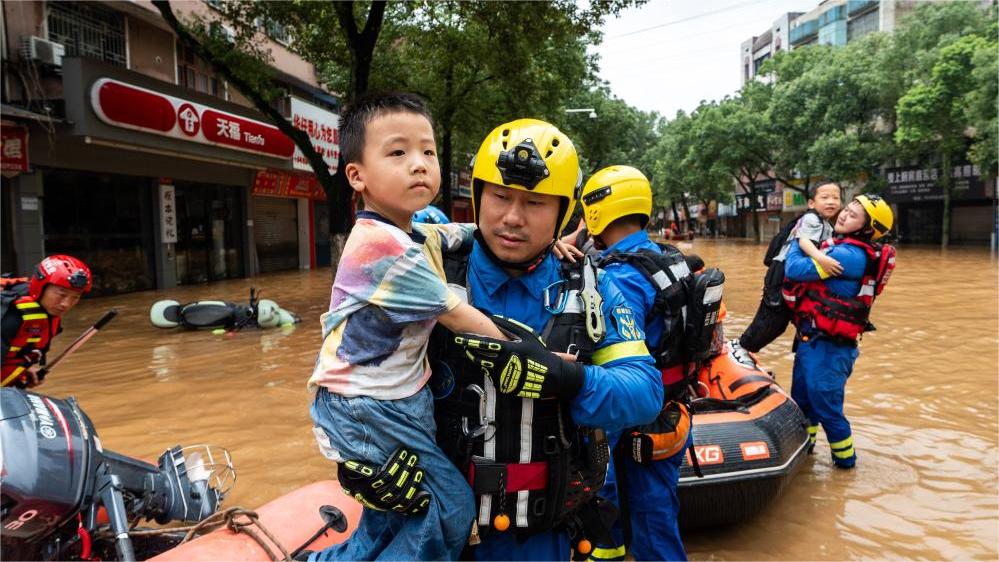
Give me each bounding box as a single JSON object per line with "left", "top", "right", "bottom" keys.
{"left": 2, "top": 365, "right": 26, "bottom": 387}
{"left": 812, "top": 259, "right": 831, "bottom": 280}
{"left": 807, "top": 425, "right": 819, "bottom": 444}
{"left": 591, "top": 340, "right": 649, "bottom": 366}
{"left": 588, "top": 545, "right": 626, "bottom": 561}
{"left": 15, "top": 301, "right": 40, "bottom": 309}
{"left": 8, "top": 346, "right": 20, "bottom": 353}
{"left": 25, "top": 337, "right": 41, "bottom": 344}
{"left": 21, "top": 314, "right": 47, "bottom": 322}
{"left": 830, "top": 435, "right": 854, "bottom": 458}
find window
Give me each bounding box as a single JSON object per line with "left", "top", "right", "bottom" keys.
{"left": 47, "top": 2, "right": 126, "bottom": 67}
{"left": 265, "top": 19, "right": 293, "bottom": 46}
{"left": 176, "top": 44, "right": 225, "bottom": 99}
{"left": 753, "top": 53, "right": 771, "bottom": 75}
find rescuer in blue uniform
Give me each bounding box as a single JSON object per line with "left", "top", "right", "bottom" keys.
{"left": 452, "top": 120, "right": 663, "bottom": 561}
{"left": 783, "top": 194, "right": 896, "bottom": 468}
{"left": 579, "top": 166, "right": 693, "bottom": 561}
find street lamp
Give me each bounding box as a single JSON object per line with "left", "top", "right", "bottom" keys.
{"left": 565, "top": 108, "right": 597, "bottom": 119}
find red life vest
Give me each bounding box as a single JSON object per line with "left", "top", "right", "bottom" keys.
{"left": 2, "top": 292, "right": 60, "bottom": 388}
{"left": 782, "top": 237, "right": 896, "bottom": 343}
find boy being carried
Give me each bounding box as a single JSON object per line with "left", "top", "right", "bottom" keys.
{"left": 738, "top": 182, "right": 842, "bottom": 353}
{"left": 307, "top": 92, "right": 503, "bottom": 561}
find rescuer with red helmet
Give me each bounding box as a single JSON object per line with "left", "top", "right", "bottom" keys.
{"left": 1, "top": 255, "right": 92, "bottom": 388}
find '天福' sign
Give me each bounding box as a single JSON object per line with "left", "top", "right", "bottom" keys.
{"left": 91, "top": 78, "right": 294, "bottom": 159}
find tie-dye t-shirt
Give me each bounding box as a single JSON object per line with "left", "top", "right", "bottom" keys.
{"left": 308, "top": 211, "right": 474, "bottom": 399}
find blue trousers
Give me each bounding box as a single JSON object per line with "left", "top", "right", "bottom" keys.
{"left": 594, "top": 432, "right": 690, "bottom": 561}
{"left": 309, "top": 386, "right": 476, "bottom": 561}
{"left": 472, "top": 531, "right": 571, "bottom": 561}
{"left": 791, "top": 337, "right": 860, "bottom": 467}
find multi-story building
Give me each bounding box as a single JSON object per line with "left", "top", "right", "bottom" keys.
{"left": 1, "top": 1, "right": 340, "bottom": 294}
{"left": 740, "top": 12, "right": 801, "bottom": 86}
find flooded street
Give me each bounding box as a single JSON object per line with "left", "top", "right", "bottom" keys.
{"left": 41, "top": 239, "right": 998, "bottom": 560}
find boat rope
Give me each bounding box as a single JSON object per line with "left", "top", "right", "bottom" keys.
{"left": 121, "top": 506, "right": 293, "bottom": 561}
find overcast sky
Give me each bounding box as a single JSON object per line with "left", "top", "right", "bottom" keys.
{"left": 592, "top": 0, "right": 819, "bottom": 119}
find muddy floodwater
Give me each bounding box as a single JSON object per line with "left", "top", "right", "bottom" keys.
{"left": 41, "top": 239, "right": 997, "bottom": 560}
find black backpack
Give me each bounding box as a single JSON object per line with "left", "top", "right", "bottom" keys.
{"left": 762, "top": 209, "right": 818, "bottom": 267}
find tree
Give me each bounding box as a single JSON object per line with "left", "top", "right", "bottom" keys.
{"left": 645, "top": 105, "right": 729, "bottom": 236}
{"left": 392, "top": 1, "right": 622, "bottom": 215}
{"left": 757, "top": 37, "right": 892, "bottom": 197}
{"left": 685, "top": 96, "right": 770, "bottom": 241}
{"left": 964, "top": 17, "right": 998, "bottom": 179}
{"left": 896, "top": 34, "right": 991, "bottom": 248}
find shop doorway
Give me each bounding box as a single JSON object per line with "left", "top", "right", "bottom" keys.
{"left": 252, "top": 197, "right": 299, "bottom": 273}
{"left": 903, "top": 206, "right": 943, "bottom": 245}
{"left": 42, "top": 169, "right": 155, "bottom": 295}
{"left": 173, "top": 182, "right": 244, "bottom": 284}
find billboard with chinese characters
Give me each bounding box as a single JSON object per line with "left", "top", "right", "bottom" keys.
{"left": 290, "top": 98, "right": 339, "bottom": 173}
{"left": 1, "top": 123, "right": 29, "bottom": 174}
{"left": 885, "top": 164, "right": 991, "bottom": 203}
{"left": 90, "top": 78, "right": 294, "bottom": 159}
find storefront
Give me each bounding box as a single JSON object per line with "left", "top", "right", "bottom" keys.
{"left": 885, "top": 164, "right": 996, "bottom": 245}
{"left": 735, "top": 178, "right": 784, "bottom": 240}
{"left": 3, "top": 57, "right": 330, "bottom": 294}
{"left": 251, "top": 170, "right": 327, "bottom": 272}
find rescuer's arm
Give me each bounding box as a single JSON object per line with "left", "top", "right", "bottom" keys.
{"left": 785, "top": 240, "right": 867, "bottom": 282}
{"left": 799, "top": 237, "right": 843, "bottom": 276}
{"left": 570, "top": 273, "right": 662, "bottom": 433}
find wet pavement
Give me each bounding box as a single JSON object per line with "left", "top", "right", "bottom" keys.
{"left": 39, "top": 239, "right": 998, "bottom": 560}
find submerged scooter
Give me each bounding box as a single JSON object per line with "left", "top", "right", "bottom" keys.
{"left": 150, "top": 288, "right": 299, "bottom": 331}
{"left": 0, "top": 388, "right": 236, "bottom": 561}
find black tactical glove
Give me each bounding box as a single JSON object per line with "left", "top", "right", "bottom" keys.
{"left": 337, "top": 448, "right": 431, "bottom": 514}
{"left": 454, "top": 316, "right": 585, "bottom": 400}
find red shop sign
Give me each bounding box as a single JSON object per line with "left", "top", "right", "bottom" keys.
{"left": 253, "top": 170, "right": 327, "bottom": 200}
{"left": 1, "top": 124, "right": 29, "bottom": 173}
{"left": 90, "top": 78, "right": 294, "bottom": 159}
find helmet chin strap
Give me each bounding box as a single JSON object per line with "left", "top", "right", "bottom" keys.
{"left": 474, "top": 230, "right": 554, "bottom": 272}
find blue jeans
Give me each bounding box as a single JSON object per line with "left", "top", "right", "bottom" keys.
{"left": 309, "top": 386, "right": 476, "bottom": 561}
{"left": 792, "top": 337, "right": 860, "bottom": 467}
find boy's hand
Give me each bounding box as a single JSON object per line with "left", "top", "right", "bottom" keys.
{"left": 552, "top": 239, "right": 584, "bottom": 263}
{"left": 817, "top": 255, "right": 843, "bottom": 276}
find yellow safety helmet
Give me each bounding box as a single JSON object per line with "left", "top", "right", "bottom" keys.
{"left": 854, "top": 194, "right": 893, "bottom": 241}
{"left": 471, "top": 118, "right": 581, "bottom": 238}
{"left": 580, "top": 165, "right": 653, "bottom": 236}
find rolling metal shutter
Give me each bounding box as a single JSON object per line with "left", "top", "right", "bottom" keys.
{"left": 253, "top": 196, "right": 298, "bottom": 272}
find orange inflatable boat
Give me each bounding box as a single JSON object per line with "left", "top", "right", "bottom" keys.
{"left": 150, "top": 481, "right": 360, "bottom": 562}
{"left": 678, "top": 342, "right": 810, "bottom": 529}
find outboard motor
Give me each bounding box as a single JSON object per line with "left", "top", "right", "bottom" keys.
{"left": 0, "top": 389, "right": 235, "bottom": 561}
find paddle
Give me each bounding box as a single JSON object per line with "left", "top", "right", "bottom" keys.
{"left": 37, "top": 309, "right": 118, "bottom": 382}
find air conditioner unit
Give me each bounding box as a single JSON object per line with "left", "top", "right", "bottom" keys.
{"left": 21, "top": 36, "right": 65, "bottom": 67}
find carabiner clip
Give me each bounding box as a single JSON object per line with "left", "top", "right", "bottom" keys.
{"left": 543, "top": 279, "right": 568, "bottom": 315}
